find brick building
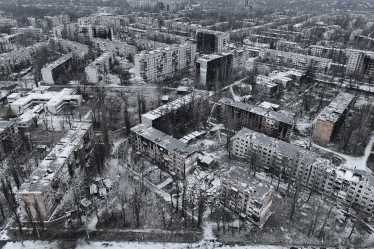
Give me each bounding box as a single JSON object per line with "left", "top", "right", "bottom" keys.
{"left": 314, "top": 93, "right": 355, "bottom": 142}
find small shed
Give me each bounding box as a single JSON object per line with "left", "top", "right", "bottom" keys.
{"left": 176, "top": 86, "right": 189, "bottom": 95}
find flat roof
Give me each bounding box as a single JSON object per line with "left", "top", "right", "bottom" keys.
{"left": 219, "top": 97, "right": 294, "bottom": 125}
{"left": 17, "top": 122, "right": 92, "bottom": 194}
{"left": 318, "top": 93, "right": 355, "bottom": 123}
{"left": 131, "top": 123, "right": 196, "bottom": 158}
{"left": 0, "top": 120, "right": 15, "bottom": 132}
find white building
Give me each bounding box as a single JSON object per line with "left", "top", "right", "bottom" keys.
{"left": 134, "top": 42, "right": 196, "bottom": 82}
{"left": 41, "top": 54, "right": 73, "bottom": 84}
{"left": 9, "top": 88, "right": 81, "bottom": 115}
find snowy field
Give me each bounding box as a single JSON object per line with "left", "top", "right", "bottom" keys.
{"left": 2, "top": 240, "right": 287, "bottom": 249}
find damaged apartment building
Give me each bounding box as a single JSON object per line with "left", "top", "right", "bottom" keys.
{"left": 195, "top": 50, "right": 247, "bottom": 89}
{"left": 134, "top": 42, "right": 196, "bottom": 82}
{"left": 314, "top": 92, "right": 355, "bottom": 142}
{"left": 130, "top": 124, "right": 197, "bottom": 179}
{"left": 221, "top": 168, "right": 274, "bottom": 226}
{"left": 196, "top": 29, "right": 230, "bottom": 53}
{"left": 85, "top": 52, "right": 114, "bottom": 83}
{"left": 218, "top": 97, "right": 294, "bottom": 142}
{"left": 141, "top": 91, "right": 209, "bottom": 136}
{"left": 16, "top": 122, "right": 93, "bottom": 220}
{"left": 0, "top": 121, "right": 20, "bottom": 161}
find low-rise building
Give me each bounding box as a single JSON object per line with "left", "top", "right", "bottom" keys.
{"left": 17, "top": 104, "right": 44, "bottom": 129}
{"left": 218, "top": 97, "right": 294, "bottom": 142}
{"left": 221, "top": 168, "right": 273, "bottom": 226}
{"left": 9, "top": 88, "right": 81, "bottom": 115}
{"left": 314, "top": 93, "right": 355, "bottom": 142}
{"left": 16, "top": 122, "right": 93, "bottom": 221}
{"left": 130, "top": 124, "right": 198, "bottom": 179}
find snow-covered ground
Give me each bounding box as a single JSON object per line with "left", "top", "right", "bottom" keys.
{"left": 313, "top": 133, "right": 374, "bottom": 172}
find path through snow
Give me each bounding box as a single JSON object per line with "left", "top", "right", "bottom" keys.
{"left": 312, "top": 133, "right": 374, "bottom": 172}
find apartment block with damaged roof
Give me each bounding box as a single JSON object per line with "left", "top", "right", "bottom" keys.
{"left": 314, "top": 92, "right": 355, "bottom": 142}
{"left": 218, "top": 97, "right": 294, "bottom": 142}
{"left": 220, "top": 168, "right": 274, "bottom": 226}
{"left": 130, "top": 123, "right": 197, "bottom": 179}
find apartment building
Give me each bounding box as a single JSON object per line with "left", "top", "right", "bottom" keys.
{"left": 0, "top": 43, "right": 46, "bottom": 76}
{"left": 196, "top": 30, "right": 230, "bottom": 53}
{"left": 134, "top": 42, "right": 196, "bottom": 82}
{"left": 218, "top": 98, "right": 294, "bottom": 142}
{"left": 345, "top": 50, "right": 374, "bottom": 76}
{"left": 16, "top": 122, "right": 93, "bottom": 220}
{"left": 276, "top": 40, "right": 303, "bottom": 53}
{"left": 130, "top": 124, "right": 198, "bottom": 179}
{"left": 11, "top": 27, "right": 43, "bottom": 38}
{"left": 232, "top": 128, "right": 330, "bottom": 188}
{"left": 314, "top": 93, "right": 355, "bottom": 142}
{"left": 0, "top": 33, "right": 23, "bottom": 52}
{"left": 141, "top": 91, "right": 209, "bottom": 135}
{"left": 0, "top": 121, "right": 20, "bottom": 161}
{"left": 195, "top": 50, "right": 247, "bottom": 88}
{"left": 77, "top": 25, "right": 113, "bottom": 45}
{"left": 255, "top": 75, "right": 278, "bottom": 97}
{"left": 259, "top": 48, "right": 332, "bottom": 72}
{"left": 9, "top": 88, "right": 81, "bottom": 115}
{"left": 221, "top": 168, "right": 274, "bottom": 226}
{"left": 44, "top": 14, "right": 70, "bottom": 27}
{"left": 134, "top": 39, "right": 169, "bottom": 51}
{"left": 0, "top": 19, "right": 17, "bottom": 27}
{"left": 50, "top": 38, "right": 89, "bottom": 55}
{"left": 41, "top": 54, "right": 74, "bottom": 84}
{"left": 92, "top": 38, "right": 137, "bottom": 57}
{"left": 85, "top": 52, "right": 114, "bottom": 83}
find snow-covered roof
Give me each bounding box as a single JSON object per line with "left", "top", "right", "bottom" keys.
{"left": 142, "top": 91, "right": 209, "bottom": 121}
{"left": 131, "top": 123, "right": 196, "bottom": 158}
{"left": 224, "top": 167, "right": 272, "bottom": 199}
{"left": 0, "top": 120, "right": 15, "bottom": 132}
{"left": 219, "top": 97, "right": 294, "bottom": 125}
{"left": 318, "top": 93, "right": 355, "bottom": 123}
{"left": 17, "top": 122, "right": 92, "bottom": 194}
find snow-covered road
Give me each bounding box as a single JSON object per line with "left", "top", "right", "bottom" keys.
{"left": 312, "top": 133, "right": 374, "bottom": 172}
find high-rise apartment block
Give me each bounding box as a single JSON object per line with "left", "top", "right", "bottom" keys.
{"left": 134, "top": 42, "right": 196, "bottom": 82}
{"left": 196, "top": 30, "right": 229, "bottom": 53}
{"left": 195, "top": 50, "right": 247, "bottom": 88}
{"left": 0, "top": 121, "right": 20, "bottom": 161}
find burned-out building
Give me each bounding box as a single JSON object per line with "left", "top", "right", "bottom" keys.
{"left": 130, "top": 124, "right": 197, "bottom": 179}
{"left": 196, "top": 30, "right": 229, "bottom": 53}
{"left": 314, "top": 93, "right": 355, "bottom": 142}
{"left": 141, "top": 91, "right": 209, "bottom": 136}
{"left": 218, "top": 98, "right": 294, "bottom": 142}
{"left": 195, "top": 50, "right": 247, "bottom": 89}
{"left": 221, "top": 168, "right": 274, "bottom": 226}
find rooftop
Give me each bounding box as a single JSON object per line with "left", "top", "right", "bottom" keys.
{"left": 17, "top": 122, "right": 92, "bottom": 194}
{"left": 318, "top": 93, "right": 355, "bottom": 123}
{"left": 131, "top": 123, "right": 196, "bottom": 158}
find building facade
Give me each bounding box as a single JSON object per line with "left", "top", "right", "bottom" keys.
{"left": 314, "top": 93, "right": 355, "bottom": 142}
{"left": 196, "top": 30, "right": 229, "bottom": 53}
{"left": 134, "top": 42, "right": 196, "bottom": 82}
{"left": 0, "top": 121, "right": 20, "bottom": 161}
{"left": 221, "top": 168, "right": 274, "bottom": 226}
{"left": 92, "top": 38, "right": 137, "bottom": 58}
{"left": 85, "top": 52, "right": 114, "bottom": 83}
{"left": 218, "top": 97, "right": 294, "bottom": 142}
{"left": 130, "top": 124, "right": 197, "bottom": 179}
